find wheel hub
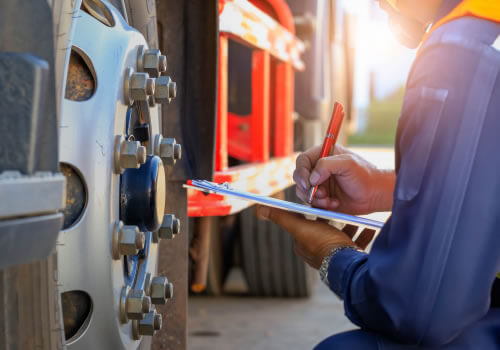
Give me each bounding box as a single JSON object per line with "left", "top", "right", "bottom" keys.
{"left": 58, "top": 1, "right": 179, "bottom": 348}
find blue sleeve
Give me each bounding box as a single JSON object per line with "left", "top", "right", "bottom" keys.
{"left": 327, "top": 21, "right": 500, "bottom": 347}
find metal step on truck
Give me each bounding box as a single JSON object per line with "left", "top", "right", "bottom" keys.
{"left": 0, "top": 0, "right": 354, "bottom": 349}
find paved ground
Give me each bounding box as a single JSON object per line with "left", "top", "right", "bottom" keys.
{"left": 188, "top": 269, "right": 355, "bottom": 350}
{"left": 187, "top": 148, "right": 394, "bottom": 350}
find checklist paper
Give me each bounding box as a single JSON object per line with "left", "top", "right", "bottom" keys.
{"left": 185, "top": 180, "right": 385, "bottom": 229}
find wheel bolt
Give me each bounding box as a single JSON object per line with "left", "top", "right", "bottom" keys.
{"left": 114, "top": 135, "right": 147, "bottom": 174}
{"left": 157, "top": 214, "right": 179, "bottom": 240}
{"left": 125, "top": 289, "right": 151, "bottom": 320}
{"left": 134, "top": 310, "right": 162, "bottom": 338}
{"left": 118, "top": 225, "right": 145, "bottom": 256}
{"left": 153, "top": 134, "right": 182, "bottom": 166}
{"left": 150, "top": 276, "right": 173, "bottom": 304}
{"left": 154, "top": 76, "right": 176, "bottom": 104}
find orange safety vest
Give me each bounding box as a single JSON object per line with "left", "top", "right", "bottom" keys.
{"left": 421, "top": 0, "right": 500, "bottom": 46}
{"left": 419, "top": 0, "right": 500, "bottom": 279}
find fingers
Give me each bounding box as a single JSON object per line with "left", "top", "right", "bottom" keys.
{"left": 294, "top": 146, "right": 323, "bottom": 191}
{"left": 309, "top": 154, "right": 354, "bottom": 187}
{"left": 294, "top": 144, "right": 349, "bottom": 192}
{"left": 296, "top": 182, "right": 330, "bottom": 204}
{"left": 293, "top": 167, "right": 310, "bottom": 193}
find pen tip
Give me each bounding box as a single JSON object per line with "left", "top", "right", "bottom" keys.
{"left": 307, "top": 188, "right": 315, "bottom": 204}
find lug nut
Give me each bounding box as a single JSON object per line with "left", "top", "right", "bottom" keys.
{"left": 153, "top": 134, "right": 182, "bottom": 166}
{"left": 126, "top": 289, "right": 151, "bottom": 320}
{"left": 112, "top": 222, "right": 145, "bottom": 259}
{"left": 154, "top": 76, "right": 176, "bottom": 104}
{"left": 143, "top": 49, "right": 161, "bottom": 78}
{"left": 137, "top": 46, "right": 166, "bottom": 78}
{"left": 118, "top": 225, "right": 145, "bottom": 256}
{"left": 150, "top": 276, "right": 174, "bottom": 304}
{"left": 157, "top": 214, "right": 180, "bottom": 240}
{"left": 134, "top": 311, "right": 162, "bottom": 338}
{"left": 114, "top": 135, "right": 147, "bottom": 174}
{"left": 131, "top": 72, "right": 154, "bottom": 101}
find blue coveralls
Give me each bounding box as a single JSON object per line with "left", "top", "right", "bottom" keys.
{"left": 316, "top": 1, "right": 500, "bottom": 349}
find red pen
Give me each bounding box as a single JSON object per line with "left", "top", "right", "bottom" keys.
{"left": 307, "top": 102, "right": 345, "bottom": 204}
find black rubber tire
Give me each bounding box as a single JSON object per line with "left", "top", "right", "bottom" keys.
{"left": 123, "top": 0, "right": 159, "bottom": 49}
{"left": 240, "top": 186, "right": 314, "bottom": 298}
{"left": 0, "top": 1, "right": 77, "bottom": 349}
{"left": 0, "top": 254, "right": 64, "bottom": 349}
{"left": 205, "top": 217, "right": 225, "bottom": 296}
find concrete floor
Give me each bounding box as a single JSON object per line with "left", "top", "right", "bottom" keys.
{"left": 187, "top": 148, "right": 394, "bottom": 350}
{"left": 188, "top": 269, "right": 356, "bottom": 350}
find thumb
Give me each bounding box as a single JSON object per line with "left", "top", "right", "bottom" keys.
{"left": 309, "top": 154, "right": 353, "bottom": 186}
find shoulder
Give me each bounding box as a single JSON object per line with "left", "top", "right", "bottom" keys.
{"left": 422, "top": 17, "right": 500, "bottom": 56}
{"left": 406, "top": 18, "right": 500, "bottom": 94}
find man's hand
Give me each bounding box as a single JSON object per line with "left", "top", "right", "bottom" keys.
{"left": 293, "top": 144, "right": 395, "bottom": 215}
{"left": 256, "top": 205, "right": 375, "bottom": 269}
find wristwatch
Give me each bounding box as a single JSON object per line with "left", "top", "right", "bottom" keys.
{"left": 319, "top": 246, "right": 362, "bottom": 287}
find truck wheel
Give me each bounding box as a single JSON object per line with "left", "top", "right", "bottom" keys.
{"left": 240, "top": 186, "right": 314, "bottom": 297}
{"left": 55, "top": 0, "right": 177, "bottom": 349}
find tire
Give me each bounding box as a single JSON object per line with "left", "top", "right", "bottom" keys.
{"left": 0, "top": 254, "right": 64, "bottom": 350}
{"left": 2, "top": 1, "right": 167, "bottom": 349}
{"left": 205, "top": 217, "right": 225, "bottom": 296}
{"left": 240, "top": 186, "right": 315, "bottom": 298}
{"left": 0, "top": 1, "right": 77, "bottom": 349}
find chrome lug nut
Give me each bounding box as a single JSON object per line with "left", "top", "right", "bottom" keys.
{"left": 150, "top": 276, "right": 174, "bottom": 304}
{"left": 131, "top": 73, "right": 154, "bottom": 100}
{"left": 126, "top": 289, "right": 151, "bottom": 320}
{"left": 124, "top": 67, "right": 155, "bottom": 105}
{"left": 137, "top": 45, "right": 167, "bottom": 78}
{"left": 153, "top": 134, "right": 182, "bottom": 166}
{"left": 119, "top": 286, "right": 151, "bottom": 323}
{"left": 154, "top": 76, "right": 176, "bottom": 104}
{"left": 112, "top": 222, "right": 145, "bottom": 259}
{"left": 114, "top": 135, "right": 147, "bottom": 174}
{"left": 157, "top": 214, "right": 180, "bottom": 240}
{"left": 133, "top": 311, "right": 162, "bottom": 339}
{"left": 143, "top": 49, "right": 161, "bottom": 78}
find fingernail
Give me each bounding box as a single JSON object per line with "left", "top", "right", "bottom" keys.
{"left": 331, "top": 199, "right": 339, "bottom": 208}
{"left": 309, "top": 171, "right": 320, "bottom": 185}
{"left": 299, "top": 178, "right": 308, "bottom": 191}
{"left": 258, "top": 206, "right": 270, "bottom": 219}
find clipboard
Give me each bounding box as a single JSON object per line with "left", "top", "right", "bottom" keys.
{"left": 184, "top": 180, "right": 385, "bottom": 229}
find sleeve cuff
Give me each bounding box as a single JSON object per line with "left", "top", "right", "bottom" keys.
{"left": 327, "top": 248, "right": 368, "bottom": 299}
